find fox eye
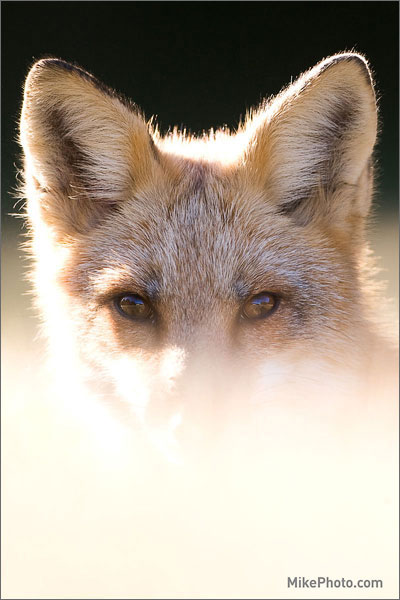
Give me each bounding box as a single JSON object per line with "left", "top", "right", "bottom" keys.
{"left": 115, "top": 294, "right": 153, "bottom": 321}
{"left": 242, "top": 292, "right": 279, "bottom": 320}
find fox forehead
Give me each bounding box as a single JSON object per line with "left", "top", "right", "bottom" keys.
{"left": 67, "top": 165, "right": 346, "bottom": 306}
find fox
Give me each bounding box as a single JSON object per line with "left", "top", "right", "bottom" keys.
{"left": 19, "top": 52, "right": 397, "bottom": 457}
{"left": 7, "top": 53, "right": 398, "bottom": 599}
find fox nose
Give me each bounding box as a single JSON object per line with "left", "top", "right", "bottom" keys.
{"left": 143, "top": 348, "right": 229, "bottom": 437}
{"left": 174, "top": 352, "right": 229, "bottom": 402}
{"left": 168, "top": 349, "right": 258, "bottom": 454}
{"left": 171, "top": 347, "right": 248, "bottom": 418}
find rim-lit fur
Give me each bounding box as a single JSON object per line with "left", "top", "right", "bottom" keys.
{"left": 19, "top": 53, "right": 397, "bottom": 443}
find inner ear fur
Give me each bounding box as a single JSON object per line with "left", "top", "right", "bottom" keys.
{"left": 20, "top": 58, "right": 159, "bottom": 237}
{"left": 242, "top": 53, "right": 378, "bottom": 228}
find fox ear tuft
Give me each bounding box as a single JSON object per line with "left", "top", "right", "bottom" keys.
{"left": 20, "top": 59, "right": 158, "bottom": 236}
{"left": 244, "top": 53, "right": 378, "bottom": 227}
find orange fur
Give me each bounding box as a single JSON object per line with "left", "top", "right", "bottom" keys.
{"left": 19, "top": 53, "right": 397, "bottom": 450}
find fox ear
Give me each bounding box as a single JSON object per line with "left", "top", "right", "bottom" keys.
{"left": 243, "top": 53, "right": 378, "bottom": 228}
{"left": 20, "top": 59, "right": 158, "bottom": 237}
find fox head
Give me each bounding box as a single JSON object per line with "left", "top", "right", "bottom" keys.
{"left": 20, "top": 54, "right": 381, "bottom": 440}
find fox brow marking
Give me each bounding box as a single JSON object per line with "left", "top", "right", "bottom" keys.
{"left": 89, "top": 266, "right": 162, "bottom": 306}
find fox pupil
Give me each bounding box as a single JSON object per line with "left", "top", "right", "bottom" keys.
{"left": 242, "top": 293, "right": 277, "bottom": 320}
{"left": 116, "top": 294, "right": 152, "bottom": 320}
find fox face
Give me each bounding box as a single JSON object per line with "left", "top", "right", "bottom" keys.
{"left": 20, "top": 54, "right": 381, "bottom": 441}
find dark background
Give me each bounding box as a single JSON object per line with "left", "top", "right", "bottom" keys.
{"left": 2, "top": 1, "right": 398, "bottom": 220}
